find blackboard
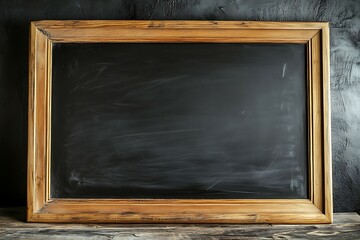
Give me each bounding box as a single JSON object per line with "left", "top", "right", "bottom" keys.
{"left": 51, "top": 43, "right": 308, "bottom": 199}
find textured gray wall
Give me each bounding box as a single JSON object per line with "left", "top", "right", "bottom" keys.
{"left": 0, "top": 0, "right": 359, "bottom": 212}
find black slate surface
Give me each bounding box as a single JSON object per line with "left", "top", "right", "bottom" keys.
{"left": 51, "top": 43, "right": 307, "bottom": 199}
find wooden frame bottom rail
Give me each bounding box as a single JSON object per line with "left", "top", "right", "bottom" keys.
{"left": 28, "top": 199, "right": 329, "bottom": 224}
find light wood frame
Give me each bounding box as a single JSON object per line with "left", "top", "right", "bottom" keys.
{"left": 28, "top": 20, "right": 331, "bottom": 224}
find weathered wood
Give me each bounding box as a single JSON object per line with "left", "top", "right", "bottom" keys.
{"left": 34, "top": 20, "right": 323, "bottom": 43}
{"left": 0, "top": 208, "right": 359, "bottom": 239}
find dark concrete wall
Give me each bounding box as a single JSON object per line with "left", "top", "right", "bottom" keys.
{"left": 0, "top": 0, "right": 359, "bottom": 213}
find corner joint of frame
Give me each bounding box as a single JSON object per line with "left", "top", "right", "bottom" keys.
{"left": 27, "top": 202, "right": 49, "bottom": 222}
{"left": 39, "top": 29, "right": 52, "bottom": 39}
{"left": 324, "top": 214, "right": 333, "bottom": 224}
{"left": 320, "top": 23, "right": 330, "bottom": 36}
{"left": 33, "top": 24, "right": 52, "bottom": 40}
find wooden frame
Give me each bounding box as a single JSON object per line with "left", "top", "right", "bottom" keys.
{"left": 28, "top": 20, "right": 331, "bottom": 224}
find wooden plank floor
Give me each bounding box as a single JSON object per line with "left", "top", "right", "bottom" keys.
{"left": 0, "top": 208, "right": 359, "bottom": 239}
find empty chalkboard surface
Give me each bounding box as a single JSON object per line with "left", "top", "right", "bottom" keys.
{"left": 51, "top": 43, "right": 307, "bottom": 199}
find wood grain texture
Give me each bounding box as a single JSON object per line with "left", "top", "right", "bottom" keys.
{"left": 27, "top": 21, "right": 36, "bottom": 222}
{"left": 321, "top": 25, "right": 333, "bottom": 223}
{"left": 311, "top": 32, "right": 324, "bottom": 213}
{"left": 28, "top": 199, "right": 328, "bottom": 224}
{"left": 32, "top": 20, "right": 324, "bottom": 43}
{"left": 27, "top": 20, "right": 332, "bottom": 223}
{"left": 34, "top": 20, "right": 329, "bottom": 29}
{"left": 27, "top": 22, "right": 52, "bottom": 219}
{"left": 45, "top": 37, "right": 53, "bottom": 204}
{"left": 308, "top": 25, "right": 332, "bottom": 222}
{"left": 307, "top": 41, "right": 314, "bottom": 204}
{"left": 2, "top": 208, "right": 360, "bottom": 239}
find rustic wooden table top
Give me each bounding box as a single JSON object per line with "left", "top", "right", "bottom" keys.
{"left": 0, "top": 208, "right": 359, "bottom": 239}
